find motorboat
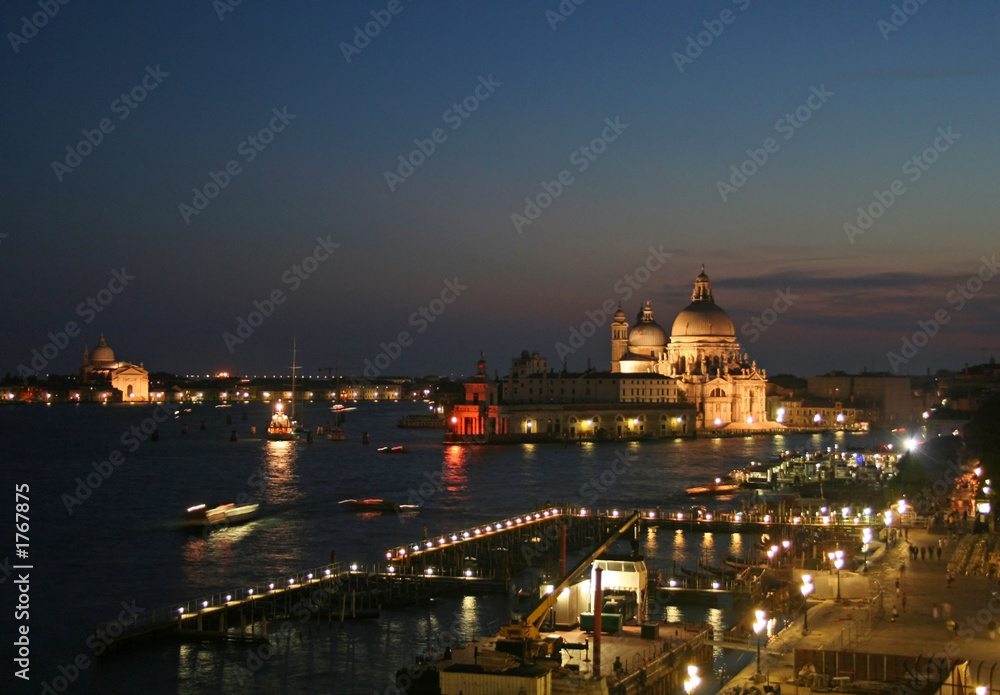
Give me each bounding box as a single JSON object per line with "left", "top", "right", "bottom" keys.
{"left": 377, "top": 446, "right": 406, "bottom": 453}
{"left": 685, "top": 476, "right": 743, "bottom": 496}
{"left": 183, "top": 502, "right": 260, "bottom": 530}
{"left": 338, "top": 498, "right": 418, "bottom": 514}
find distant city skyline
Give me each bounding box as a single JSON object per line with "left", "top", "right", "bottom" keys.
{"left": 2, "top": 2, "right": 998, "bottom": 380}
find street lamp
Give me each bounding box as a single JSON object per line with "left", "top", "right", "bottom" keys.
{"left": 684, "top": 665, "right": 701, "bottom": 694}
{"left": 828, "top": 550, "right": 844, "bottom": 601}
{"left": 862, "top": 527, "right": 873, "bottom": 572}
{"left": 753, "top": 609, "right": 767, "bottom": 675}
{"left": 800, "top": 575, "right": 813, "bottom": 634}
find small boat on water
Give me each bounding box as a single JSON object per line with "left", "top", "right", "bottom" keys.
{"left": 698, "top": 558, "right": 737, "bottom": 577}
{"left": 268, "top": 341, "right": 302, "bottom": 441}
{"left": 338, "top": 498, "right": 418, "bottom": 514}
{"left": 267, "top": 401, "right": 298, "bottom": 441}
{"left": 685, "top": 475, "right": 743, "bottom": 496}
{"left": 183, "top": 502, "right": 260, "bottom": 529}
{"left": 377, "top": 446, "right": 406, "bottom": 454}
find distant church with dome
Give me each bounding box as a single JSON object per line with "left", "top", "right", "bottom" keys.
{"left": 611, "top": 267, "right": 768, "bottom": 429}
{"left": 81, "top": 335, "right": 150, "bottom": 402}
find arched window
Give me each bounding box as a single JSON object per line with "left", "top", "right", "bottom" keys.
{"left": 709, "top": 387, "right": 726, "bottom": 398}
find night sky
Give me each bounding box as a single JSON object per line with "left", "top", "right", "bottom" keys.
{"left": 2, "top": 1, "right": 998, "bottom": 380}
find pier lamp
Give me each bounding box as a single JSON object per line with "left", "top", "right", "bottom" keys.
{"left": 753, "top": 610, "right": 767, "bottom": 675}
{"left": 862, "top": 528, "right": 873, "bottom": 572}
{"left": 828, "top": 550, "right": 844, "bottom": 601}
{"left": 976, "top": 687, "right": 986, "bottom": 695}
{"left": 684, "top": 665, "right": 701, "bottom": 693}
{"left": 800, "top": 575, "right": 813, "bottom": 634}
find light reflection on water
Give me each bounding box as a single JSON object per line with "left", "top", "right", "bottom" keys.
{"left": 4, "top": 401, "right": 894, "bottom": 694}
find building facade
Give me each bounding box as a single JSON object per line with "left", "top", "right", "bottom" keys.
{"left": 81, "top": 335, "right": 149, "bottom": 402}
{"left": 445, "top": 353, "right": 695, "bottom": 443}
{"left": 611, "top": 267, "right": 768, "bottom": 429}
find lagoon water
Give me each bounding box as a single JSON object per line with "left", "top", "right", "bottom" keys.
{"left": 0, "top": 401, "right": 885, "bottom": 694}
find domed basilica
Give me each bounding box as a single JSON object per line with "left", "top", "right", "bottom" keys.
{"left": 81, "top": 335, "right": 150, "bottom": 401}
{"left": 611, "top": 267, "right": 768, "bottom": 428}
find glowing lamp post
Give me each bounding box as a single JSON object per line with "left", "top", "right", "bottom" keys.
{"left": 684, "top": 665, "right": 701, "bottom": 694}
{"left": 828, "top": 549, "right": 844, "bottom": 602}
{"left": 800, "top": 575, "right": 813, "bottom": 634}
{"left": 753, "top": 610, "right": 767, "bottom": 675}
{"left": 862, "top": 527, "right": 873, "bottom": 572}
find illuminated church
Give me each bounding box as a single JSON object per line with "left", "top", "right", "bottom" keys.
{"left": 81, "top": 335, "right": 150, "bottom": 402}
{"left": 611, "top": 267, "right": 768, "bottom": 428}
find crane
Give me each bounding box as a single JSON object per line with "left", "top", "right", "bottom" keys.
{"left": 498, "top": 511, "right": 641, "bottom": 650}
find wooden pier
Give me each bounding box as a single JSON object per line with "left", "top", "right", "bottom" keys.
{"left": 97, "top": 503, "right": 872, "bottom": 651}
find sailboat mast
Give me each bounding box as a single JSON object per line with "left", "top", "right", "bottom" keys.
{"left": 291, "top": 339, "right": 298, "bottom": 420}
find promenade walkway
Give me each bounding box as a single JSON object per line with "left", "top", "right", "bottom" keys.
{"left": 721, "top": 525, "right": 1000, "bottom": 693}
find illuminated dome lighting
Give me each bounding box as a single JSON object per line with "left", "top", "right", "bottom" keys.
{"left": 89, "top": 335, "right": 116, "bottom": 365}
{"left": 670, "top": 268, "right": 735, "bottom": 338}
{"left": 628, "top": 300, "right": 669, "bottom": 348}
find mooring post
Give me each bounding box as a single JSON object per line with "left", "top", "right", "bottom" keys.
{"left": 594, "top": 566, "right": 603, "bottom": 678}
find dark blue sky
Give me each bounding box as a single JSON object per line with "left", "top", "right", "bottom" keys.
{"left": 2, "top": 1, "right": 998, "bottom": 380}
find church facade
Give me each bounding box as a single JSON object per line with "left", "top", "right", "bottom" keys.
{"left": 81, "top": 335, "right": 150, "bottom": 402}
{"left": 610, "top": 267, "right": 769, "bottom": 429}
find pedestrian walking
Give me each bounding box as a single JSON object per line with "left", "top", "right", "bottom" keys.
{"left": 946, "top": 619, "right": 956, "bottom": 636}
{"left": 937, "top": 546, "right": 942, "bottom": 560}
{"left": 942, "top": 602, "right": 952, "bottom": 620}
{"left": 902, "top": 593, "right": 907, "bottom": 612}
{"left": 933, "top": 603, "right": 939, "bottom": 619}
{"left": 921, "top": 547, "right": 926, "bottom": 561}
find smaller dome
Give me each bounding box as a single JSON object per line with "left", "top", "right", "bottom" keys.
{"left": 613, "top": 306, "right": 626, "bottom": 322}
{"left": 628, "top": 322, "right": 668, "bottom": 348}
{"left": 628, "top": 300, "right": 667, "bottom": 349}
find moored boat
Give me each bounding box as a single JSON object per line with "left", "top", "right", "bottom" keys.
{"left": 685, "top": 475, "right": 743, "bottom": 496}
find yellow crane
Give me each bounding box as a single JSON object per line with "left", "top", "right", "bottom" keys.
{"left": 498, "top": 511, "right": 641, "bottom": 650}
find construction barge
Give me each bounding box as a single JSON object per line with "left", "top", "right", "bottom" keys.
{"left": 392, "top": 512, "right": 715, "bottom": 695}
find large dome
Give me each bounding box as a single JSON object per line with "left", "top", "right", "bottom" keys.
{"left": 671, "top": 301, "right": 735, "bottom": 337}
{"left": 670, "top": 266, "right": 736, "bottom": 338}
{"left": 90, "top": 336, "right": 116, "bottom": 365}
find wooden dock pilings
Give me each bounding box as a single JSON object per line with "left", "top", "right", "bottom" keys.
{"left": 98, "top": 504, "right": 859, "bottom": 652}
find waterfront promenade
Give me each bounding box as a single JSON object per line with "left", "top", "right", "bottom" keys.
{"left": 721, "top": 525, "right": 1000, "bottom": 693}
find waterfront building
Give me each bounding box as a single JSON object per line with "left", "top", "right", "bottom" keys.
{"left": 611, "top": 266, "right": 769, "bottom": 429}
{"left": 807, "top": 372, "right": 917, "bottom": 425}
{"left": 80, "top": 335, "right": 149, "bottom": 402}
{"left": 766, "top": 398, "right": 871, "bottom": 429}
{"left": 445, "top": 353, "right": 695, "bottom": 442}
